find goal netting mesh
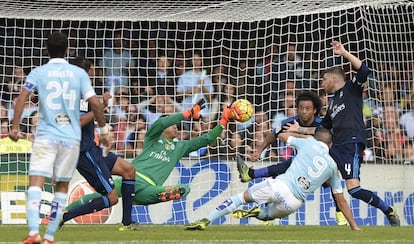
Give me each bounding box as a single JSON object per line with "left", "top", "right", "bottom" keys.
{"left": 1, "top": 0, "right": 413, "bottom": 226}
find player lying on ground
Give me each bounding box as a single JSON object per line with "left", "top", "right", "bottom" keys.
{"left": 185, "top": 128, "right": 360, "bottom": 231}
{"left": 236, "top": 91, "right": 348, "bottom": 225}
{"left": 60, "top": 100, "right": 240, "bottom": 227}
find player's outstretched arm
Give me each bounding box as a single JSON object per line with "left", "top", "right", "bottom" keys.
{"left": 251, "top": 132, "right": 276, "bottom": 161}
{"left": 182, "top": 99, "right": 206, "bottom": 120}
{"left": 88, "top": 95, "right": 110, "bottom": 148}
{"left": 219, "top": 105, "right": 239, "bottom": 127}
{"left": 283, "top": 120, "right": 316, "bottom": 135}
{"left": 80, "top": 92, "right": 111, "bottom": 127}
{"left": 334, "top": 193, "right": 360, "bottom": 231}
{"left": 331, "top": 41, "right": 362, "bottom": 70}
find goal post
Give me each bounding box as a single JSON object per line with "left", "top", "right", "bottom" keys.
{"left": 1, "top": 0, "right": 413, "bottom": 226}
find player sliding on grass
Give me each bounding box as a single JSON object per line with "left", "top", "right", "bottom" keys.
{"left": 185, "top": 129, "right": 360, "bottom": 231}
{"left": 60, "top": 99, "right": 240, "bottom": 228}
{"left": 236, "top": 91, "right": 349, "bottom": 225}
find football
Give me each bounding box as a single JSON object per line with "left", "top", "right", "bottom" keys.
{"left": 231, "top": 99, "right": 254, "bottom": 122}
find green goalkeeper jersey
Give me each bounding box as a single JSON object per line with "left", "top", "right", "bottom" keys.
{"left": 131, "top": 113, "right": 223, "bottom": 186}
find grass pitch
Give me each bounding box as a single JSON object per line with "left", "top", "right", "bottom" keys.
{"left": 0, "top": 224, "right": 412, "bottom": 244}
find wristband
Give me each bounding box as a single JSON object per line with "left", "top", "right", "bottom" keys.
{"left": 100, "top": 124, "right": 109, "bottom": 134}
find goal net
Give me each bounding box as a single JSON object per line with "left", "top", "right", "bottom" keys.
{"left": 1, "top": 0, "right": 413, "bottom": 226}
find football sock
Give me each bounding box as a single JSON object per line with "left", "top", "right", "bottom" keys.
{"left": 121, "top": 179, "right": 135, "bottom": 226}
{"left": 348, "top": 186, "right": 389, "bottom": 213}
{"left": 44, "top": 192, "right": 67, "bottom": 241}
{"left": 257, "top": 205, "right": 271, "bottom": 221}
{"left": 252, "top": 167, "right": 268, "bottom": 178}
{"left": 207, "top": 193, "right": 245, "bottom": 222}
{"left": 65, "top": 192, "right": 102, "bottom": 211}
{"left": 27, "top": 186, "right": 42, "bottom": 236}
{"left": 63, "top": 195, "right": 110, "bottom": 222}
{"left": 256, "top": 159, "right": 293, "bottom": 178}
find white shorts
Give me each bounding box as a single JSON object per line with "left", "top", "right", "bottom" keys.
{"left": 29, "top": 139, "right": 80, "bottom": 182}
{"left": 248, "top": 178, "right": 303, "bottom": 219}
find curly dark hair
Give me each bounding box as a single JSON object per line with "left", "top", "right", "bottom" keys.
{"left": 296, "top": 91, "right": 322, "bottom": 116}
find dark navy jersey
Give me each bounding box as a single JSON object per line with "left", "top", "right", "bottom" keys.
{"left": 79, "top": 100, "right": 97, "bottom": 152}
{"left": 272, "top": 114, "right": 323, "bottom": 136}
{"left": 322, "top": 63, "right": 370, "bottom": 145}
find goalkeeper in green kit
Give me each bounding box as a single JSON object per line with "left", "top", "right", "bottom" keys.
{"left": 60, "top": 99, "right": 240, "bottom": 228}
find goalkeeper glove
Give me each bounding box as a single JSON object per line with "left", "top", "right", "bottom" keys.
{"left": 182, "top": 99, "right": 206, "bottom": 120}
{"left": 220, "top": 105, "right": 240, "bottom": 127}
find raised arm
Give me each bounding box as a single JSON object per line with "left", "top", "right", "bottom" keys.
{"left": 331, "top": 41, "right": 362, "bottom": 70}
{"left": 80, "top": 92, "right": 111, "bottom": 127}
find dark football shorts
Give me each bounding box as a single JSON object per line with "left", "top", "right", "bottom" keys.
{"left": 329, "top": 142, "right": 364, "bottom": 180}
{"left": 77, "top": 146, "right": 118, "bottom": 195}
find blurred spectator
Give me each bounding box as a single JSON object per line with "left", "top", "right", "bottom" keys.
{"left": 0, "top": 118, "right": 9, "bottom": 138}
{"left": 109, "top": 88, "right": 130, "bottom": 123}
{"left": 124, "top": 113, "right": 147, "bottom": 158}
{"left": 371, "top": 82, "right": 402, "bottom": 117}
{"left": 0, "top": 103, "right": 8, "bottom": 120}
{"left": 8, "top": 85, "right": 38, "bottom": 123}
{"left": 241, "top": 109, "right": 270, "bottom": 142}
{"left": 173, "top": 51, "right": 186, "bottom": 82}
{"left": 89, "top": 60, "right": 105, "bottom": 96}
{"left": 99, "top": 31, "right": 136, "bottom": 91}
{"left": 380, "top": 105, "right": 410, "bottom": 161}
{"left": 137, "top": 95, "right": 183, "bottom": 128}
{"left": 176, "top": 52, "right": 214, "bottom": 119}
{"left": 21, "top": 110, "right": 38, "bottom": 143}
{"left": 1, "top": 63, "right": 28, "bottom": 103}
{"left": 211, "top": 64, "right": 229, "bottom": 94}
{"left": 146, "top": 56, "right": 176, "bottom": 97}
{"left": 271, "top": 93, "right": 295, "bottom": 129}
{"left": 225, "top": 131, "right": 253, "bottom": 160}
{"left": 274, "top": 43, "right": 305, "bottom": 85}
{"left": 67, "top": 30, "right": 86, "bottom": 60}
{"left": 113, "top": 104, "right": 139, "bottom": 155}
{"left": 399, "top": 93, "right": 414, "bottom": 139}
{"left": 138, "top": 39, "right": 158, "bottom": 82}
{"left": 365, "top": 115, "right": 382, "bottom": 161}
{"left": 256, "top": 43, "right": 280, "bottom": 82}
{"left": 318, "top": 89, "right": 328, "bottom": 117}
{"left": 362, "top": 84, "right": 375, "bottom": 119}
{"left": 236, "top": 61, "right": 257, "bottom": 106}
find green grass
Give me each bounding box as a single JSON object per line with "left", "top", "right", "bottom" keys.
{"left": 0, "top": 224, "right": 412, "bottom": 244}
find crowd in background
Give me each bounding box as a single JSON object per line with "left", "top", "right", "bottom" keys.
{"left": 1, "top": 30, "right": 414, "bottom": 164}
